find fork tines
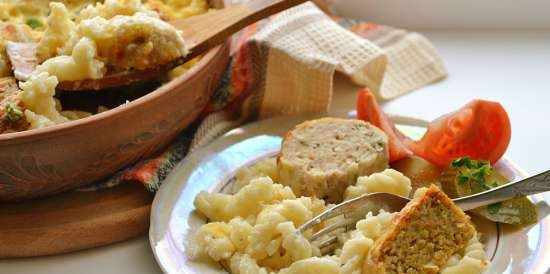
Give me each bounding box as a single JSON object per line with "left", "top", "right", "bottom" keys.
{"left": 297, "top": 192, "right": 410, "bottom": 255}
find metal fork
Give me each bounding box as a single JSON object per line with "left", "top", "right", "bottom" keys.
{"left": 298, "top": 169, "right": 550, "bottom": 255}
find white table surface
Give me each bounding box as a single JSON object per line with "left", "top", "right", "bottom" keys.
{"left": 2, "top": 29, "right": 549, "bottom": 274}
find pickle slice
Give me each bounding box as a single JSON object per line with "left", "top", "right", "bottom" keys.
{"left": 440, "top": 157, "right": 538, "bottom": 226}
{"left": 472, "top": 197, "right": 538, "bottom": 225}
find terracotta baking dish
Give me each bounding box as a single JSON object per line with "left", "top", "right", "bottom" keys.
{"left": 0, "top": 1, "right": 230, "bottom": 202}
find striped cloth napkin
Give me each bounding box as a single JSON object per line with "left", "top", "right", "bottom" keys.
{"left": 79, "top": 1, "right": 446, "bottom": 192}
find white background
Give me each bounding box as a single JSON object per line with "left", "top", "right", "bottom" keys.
{"left": 2, "top": 1, "right": 550, "bottom": 273}
{"left": 331, "top": 0, "right": 550, "bottom": 30}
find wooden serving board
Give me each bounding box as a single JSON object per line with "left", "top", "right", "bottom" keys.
{"left": 0, "top": 182, "right": 153, "bottom": 258}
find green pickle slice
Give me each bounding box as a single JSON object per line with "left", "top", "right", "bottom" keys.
{"left": 440, "top": 157, "right": 538, "bottom": 226}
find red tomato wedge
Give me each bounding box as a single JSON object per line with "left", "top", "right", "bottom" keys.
{"left": 356, "top": 88, "right": 412, "bottom": 162}
{"left": 403, "top": 100, "right": 511, "bottom": 167}
{"left": 355, "top": 88, "right": 511, "bottom": 167}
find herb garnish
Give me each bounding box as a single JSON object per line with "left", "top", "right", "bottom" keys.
{"left": 451, "top": 157, "right": 492, "bottom": 191}
{"left": 487, "top": 202, "right": 502, "bottom": 214}
{"left": 451, "top": 157, "right": 505, "bottom": 215}
{"left": 5, "top": 103, "right": 23, "bottom": 122}
{"left": 25, "top": 18, "right": 43, "bottom": 29}
{"left": 448, "top": 157, "right": 538, "bottom": 225}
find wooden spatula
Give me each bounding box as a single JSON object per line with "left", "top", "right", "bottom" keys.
{"left": 55, "top": 0, "right": 307, "bottom": 91}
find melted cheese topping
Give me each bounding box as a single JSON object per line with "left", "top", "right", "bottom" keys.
{"left": 146, "top": 0, "right": 208, "bottom": 20}
{"left": 77, "top": 0, "right": 154, "bottom": 22}
{"left": 5, "top": 0, "right": 188, "bottom": 80}
{"left": 40, "top": 1, "right": 187, "bottom": 77}
{"left": 73, "top": 12, "right": 187, "bottom": 70}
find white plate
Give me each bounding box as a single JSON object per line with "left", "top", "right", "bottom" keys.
{"left": 149, "top": 111, "right": 550, "bottom": 274}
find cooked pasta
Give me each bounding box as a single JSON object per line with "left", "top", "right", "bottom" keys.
{"left": 191, "top": 165, "right": 488, "bottom": 274}
{"left": 19, "top": 72, "right": 68, "bottom": 129}
{"left": 36, "top": 2, "right": 75, "bottom": 62}
{"left": 37, "top": 37, "right": 105, "bottom": 81}
{"left": 344, "top": 168, "right": 412, "bottom": 200}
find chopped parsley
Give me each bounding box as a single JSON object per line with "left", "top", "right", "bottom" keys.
{"left": 451, "top": 157, "right": 505, "bottom": 215}
{"left": 450, "top": 158, "right": 538, "bottom": 225}
{"left": 5, "top": 103, "right": 23, "bottom": 122}
{"left": 451, "top": 157, "right": 493, "bottom": 192}
{"left": 25, "top": 18, "right": 43, "bottom": 29}
{"left": 487, "top": 202, "right": 502, "bottom": 214}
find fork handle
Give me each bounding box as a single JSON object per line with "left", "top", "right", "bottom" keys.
{"left": 454, "top": 170, "right": 550, "bottom": 211}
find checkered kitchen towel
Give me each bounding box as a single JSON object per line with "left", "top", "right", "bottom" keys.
{"left": 81, "top": 1, "right": 446, "bottom": 192}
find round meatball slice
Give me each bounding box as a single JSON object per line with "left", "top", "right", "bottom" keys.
{"left": 277, "top": 118, "right": 389, "bottom": 203}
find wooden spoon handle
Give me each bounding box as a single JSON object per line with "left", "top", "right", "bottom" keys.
{"left": 173, "top": 0, "right": 308, "bottom": 57}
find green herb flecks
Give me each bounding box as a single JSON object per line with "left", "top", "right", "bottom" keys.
{"left": 25, "top": 18, "right": 43, "bottom": 29}
{"left": 487, "top": 202, "right": 502, "bottom": 214}
{"left": 451, "top": 157, "right": 493, "bottom": 194}
{"left": 448, "top": 157, "right": 539, "bottom": 225}
{"left": 5, "top": 103, "right": 23, "bottom": 122}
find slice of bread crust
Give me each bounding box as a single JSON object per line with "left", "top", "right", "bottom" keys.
{"left": 365, "top": 185, "right": 476, "bottom": 274}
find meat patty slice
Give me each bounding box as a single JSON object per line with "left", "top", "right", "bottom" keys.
{"left": 277, "top": 117, "right": 389, "bottom": 203}
{"left": 0, "top": 77, "right": 29, "bottom": 134}
{"left": 6, "top": 42, "right": 37, "bottom": 81}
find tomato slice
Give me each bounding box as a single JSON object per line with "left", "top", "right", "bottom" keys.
{"left": 356, "top": 88, "right": 412, "bottom": 162}
{"left": 403, "top": 100, "right": 511, "bottom": 167}
{"left": 355, "top": 88, "right": 511, "bottom": 167}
